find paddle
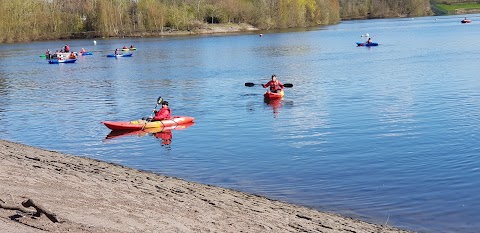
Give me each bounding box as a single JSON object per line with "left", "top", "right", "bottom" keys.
{"left": 142, "top": 96, "right": 163, "bottom": 130}
{"left": 244, "top": 82, "right": 293, "bottom": 88}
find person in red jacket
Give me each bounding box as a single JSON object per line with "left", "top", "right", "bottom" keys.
{"left": 153, "top": 101, "right": 171, "bottom": 121}
{"left": 262, "top": 74, "right": 284, "bottom": 93}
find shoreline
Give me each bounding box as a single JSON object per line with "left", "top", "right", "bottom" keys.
{"left": 31, "top": 23, "right": 263, "bottom": 43}
{"left": 0, "top": 139, "right": 413, "bottom": 232}
{"left": 104, "top": 23, "right": 262, "bottom": 39}
{"left": 1, "top": 23, "right": 262, "bottom": 43}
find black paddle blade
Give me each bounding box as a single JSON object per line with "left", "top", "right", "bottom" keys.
{"left": 245, "top": 82, "right": 256, "bottom": 87}
{"left": 283, "top": 83, "right": 293, "bottom": 88}
{"left": 156, "top": 96, "right": 163, "bottom": 104}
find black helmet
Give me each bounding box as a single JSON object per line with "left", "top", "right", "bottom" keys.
{"left": 162, "top": 101, "right": 169, "bottom": 106}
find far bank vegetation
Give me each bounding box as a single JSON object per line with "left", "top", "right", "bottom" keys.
{"left": 431, "top": 0, "right": 480, "bottom": 14}
{"left": 0, "top": 0, "right": 438, "bottom": 43}
{"left": 340, "top": 0, "right": 433, "bottom": 19}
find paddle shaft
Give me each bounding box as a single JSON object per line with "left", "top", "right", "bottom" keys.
{"left": 245, "top": 82, "right": 293, "bottom": 88}
{"left": 142, "top": 96, "right": 163, "bottom": 130}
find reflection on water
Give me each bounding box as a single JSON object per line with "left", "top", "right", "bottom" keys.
{"left": 257, "top": 44, "right": 312, "bottom": 57}
{"left": 104, "top": 122, "right": 195, "bottom": 150}
{"left": 264, "top": 97, "right": 284, "bottom": 118}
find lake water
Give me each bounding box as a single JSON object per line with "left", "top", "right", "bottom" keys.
{"left": 2, "top": 14, "right": 480, "bottom": 232}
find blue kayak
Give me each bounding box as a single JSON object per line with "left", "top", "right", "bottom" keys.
{"left": 356, "top": 42, "right": 379, "bottom": 47}
{"left": 80, "top": 52, "right": 93, "bottom": 56}
{"left": 107, "top": 53, "right": 133, "bottom": 58}
{"left": 48, "top": 59, "right": 77, "bottom": 64}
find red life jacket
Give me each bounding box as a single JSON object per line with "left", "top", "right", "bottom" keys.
{"left": 264, "top": 80, "right": 284, "bottom": 92}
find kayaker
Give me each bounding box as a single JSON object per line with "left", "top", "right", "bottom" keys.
{"left": 80, "top": 48, "right": 86, "bottom": 53}
{"left": 114, "top": 48, "right": 120, "bottom": 55}
{"left": 123, "top": 45, "right": 128, "bottom": 49}
{"left": 64, "top": 44, "right": 70, "bottom": 53}
{"left": 153, "top": 101, "right": 171, "bottom": 121}
{"left": 366, "top": 37, "right": 372, "bottom": 44}
{"left": 262, "top": 74, "right": 284, "bottom": 93}
{"left": 130, "top": 45, "right": 135, "bottom": 49}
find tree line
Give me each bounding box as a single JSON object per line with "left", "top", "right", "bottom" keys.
{"left": 340, "top": 0, "right": 433, "bottom": 19}
{"left": 0, "top": 0, "right": 433, "bottom": 43}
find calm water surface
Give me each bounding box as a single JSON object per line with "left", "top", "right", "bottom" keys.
{"left": 2, "top": 14, "right": 480, "bottom": 232}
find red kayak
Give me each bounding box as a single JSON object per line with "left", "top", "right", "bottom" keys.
{"left": 105, "top": 122, "right": 195, "bottom": 140}
{"left": 264, "top": 90, "right": 284, "bottom": 100}
{"left": 102, "top": 116, "right": 194, "bottom": 130}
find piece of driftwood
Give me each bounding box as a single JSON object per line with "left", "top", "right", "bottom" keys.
{"left": 0, "top": 202, "right": 34, "bottom": 214}
{"left": 0, "top": 198, "right": 59, "bottom": 223}
{"left": 22, "top": 199, "right": 59, "bottom": 223}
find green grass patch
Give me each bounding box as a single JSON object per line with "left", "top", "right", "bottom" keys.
{"left": 436, "top": 3, "right": 480, "bottom": 12}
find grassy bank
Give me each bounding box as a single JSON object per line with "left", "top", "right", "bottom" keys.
{"left": 435, "top": 3, "right": 480, "bottom": 14}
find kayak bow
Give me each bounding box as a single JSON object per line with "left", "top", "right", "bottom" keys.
{"left": 264, "top": 90, "right": 284, "bottom": 100}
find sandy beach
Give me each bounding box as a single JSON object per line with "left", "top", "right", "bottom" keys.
{"left": 0, "top": 139, "right": 413, "bottom": 233}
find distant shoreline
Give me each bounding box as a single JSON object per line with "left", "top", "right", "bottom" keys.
{"left": 4, "top": 12, "right": 479, "bottom": 43}
{"left": 63, "top": 23, "right": 262, "bottom": 41}
{"left": 0, "top": 23, "right": 262, "bottom": 44}
{"left": 0, "top": 139, "right": 413, "bottom": 232}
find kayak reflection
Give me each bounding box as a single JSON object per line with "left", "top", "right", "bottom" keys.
{"left": 154, "top": 130, "right": 173, "bottom": 147}
{"left": 264, "top": 98, "right": 282, "bottom": 118}
{"left": 104, "top": 122, "right": 194, "bottom": 147}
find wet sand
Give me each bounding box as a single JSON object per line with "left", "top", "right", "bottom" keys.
{"left": 0, "top": 140, "right": 413, "bottom": 232}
